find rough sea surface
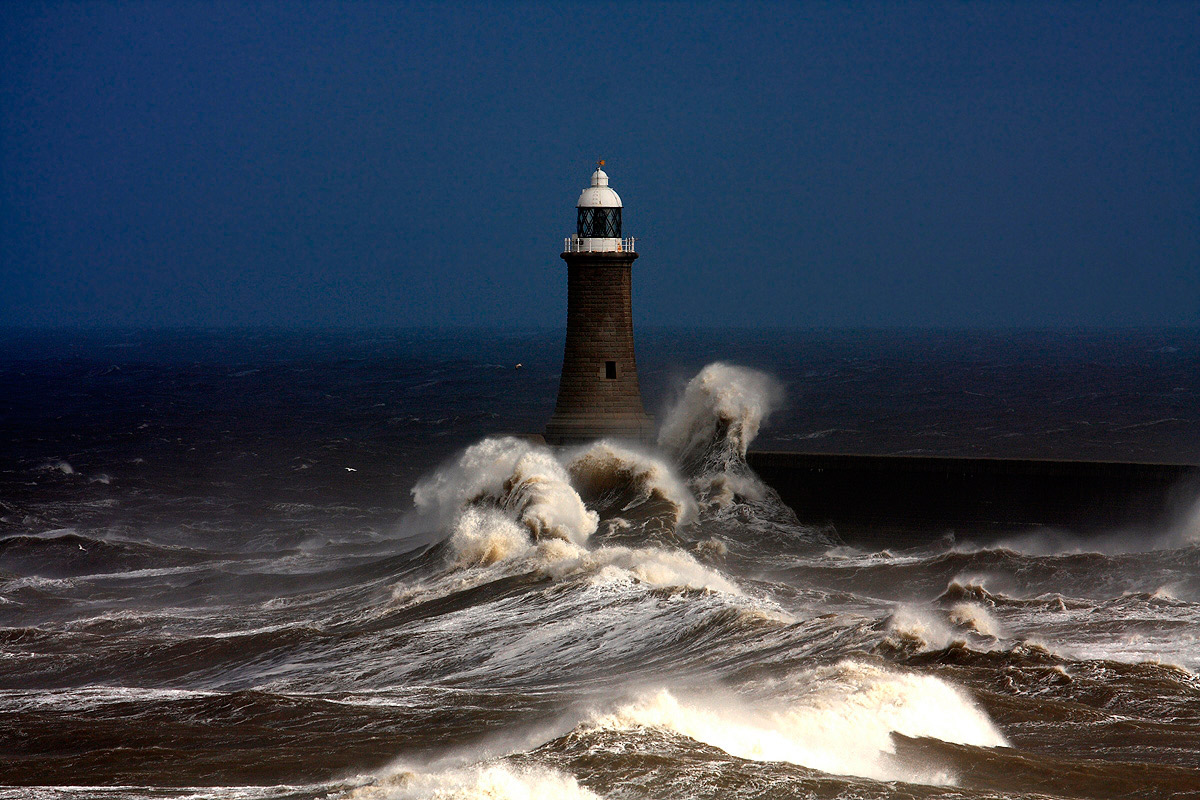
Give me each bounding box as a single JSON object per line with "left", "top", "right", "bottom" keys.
{"left": 2, "top": 328, "right": 1198, "bottom": 800}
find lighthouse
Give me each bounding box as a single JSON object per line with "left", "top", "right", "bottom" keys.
{"left": 545, "top": 163, "right": 655, "bottom": 445}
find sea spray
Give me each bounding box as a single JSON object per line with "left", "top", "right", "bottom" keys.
{"left": 449, "top": 507, "right": 534, "bottom": 567}
{"left": 655, "top": 363, "right": 823, "bottom": 550}
{"left": 949, "top": 601, "right": 1004, "bottom": 638}
{"left": 885, "top": 605, "right": 957, "bottom": 651}
{"left": 658, "top": 363, "right": 783, "bottom": 471}
{"left": 411, "top": 437, "right": 535, "bottom": 516}
{"left": 656, "top": 364, "right": 783, "bottom": 515}
{"left": 1174, "top": 492, "right": 1200, "bottom": 547}
{"left": 501, "top": 448, "right": 597, "bottom": 545}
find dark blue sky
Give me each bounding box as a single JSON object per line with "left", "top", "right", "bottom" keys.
{"left": 2, "top": 1, "right": 1197, "bottom": 328}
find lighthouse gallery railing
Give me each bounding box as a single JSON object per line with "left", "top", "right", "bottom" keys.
{"left": 563, "top": 237, "right": 637, "bottom": 254}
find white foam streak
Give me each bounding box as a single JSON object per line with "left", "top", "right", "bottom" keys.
{"left": 0, "top": 687, "right": 221, "bottom": 712}
{"left": 542, "top": 543, "right": 742, "bottom": 595}
{"left": 353, "top": 764, "right": 599, "bottom": 800}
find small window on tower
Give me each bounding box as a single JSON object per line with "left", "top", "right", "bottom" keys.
{"left": 605, "top": 361, "right": 617, "bottom": 379}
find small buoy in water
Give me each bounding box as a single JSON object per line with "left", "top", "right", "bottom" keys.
{"left": 514, "top": 363, "right": 523, "bottom": 370}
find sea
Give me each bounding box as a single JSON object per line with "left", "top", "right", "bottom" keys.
{"left": 2, "top": 327, "right": 1199, "bottom": 800}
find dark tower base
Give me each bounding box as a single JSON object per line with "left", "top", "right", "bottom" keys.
{"left": 546, "top": 250, "right": 654, "bottom": 445}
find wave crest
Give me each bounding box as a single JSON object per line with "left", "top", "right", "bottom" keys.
{"left": 587, "top": 661, "right": 1007, "bottom": 786}
{"left": 566, "top": 440, "right": 696, "bottom": 533}
{"left": 413, "top": 437, "right": 598, "bottom": 547}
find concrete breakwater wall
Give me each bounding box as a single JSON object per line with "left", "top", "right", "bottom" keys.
{"left": 745, "top": 451, "right": 1200, "bottom": 545}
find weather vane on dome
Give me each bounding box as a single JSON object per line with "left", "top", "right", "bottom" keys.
{"left": 597, "top": 158, "right": 605, "bottom": 168}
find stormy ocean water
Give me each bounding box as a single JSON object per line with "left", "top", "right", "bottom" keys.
{"left": 2, "top": 327, "right": 1199, "bottom": 800}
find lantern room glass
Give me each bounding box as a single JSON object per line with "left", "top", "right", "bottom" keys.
{"left": 577, "top": 207, "right": 622, "bottom": 238}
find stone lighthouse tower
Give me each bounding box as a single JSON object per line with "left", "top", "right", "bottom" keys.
{"left": 545, "top": 163, "right": 655, "bottom": 445}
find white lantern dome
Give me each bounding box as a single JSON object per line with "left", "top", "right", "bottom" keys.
{"left": 576, "top": 168, "right": 623, "bottom": 208}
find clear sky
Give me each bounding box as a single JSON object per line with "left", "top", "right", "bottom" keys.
{"left": 2, "top": 1, "right": 1197, "bottom": 328}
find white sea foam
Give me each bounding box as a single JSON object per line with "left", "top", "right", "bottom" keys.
{"left": 1, "top": 575, "right": 76, "bottom": 591}
{"left": 588, "top": 661, "right": 1007, "bottom": 786}
{"left": 400, "top": 513, "right": 741, "bottom": 624}
{"left": 59, "top": 565, "right": 210, "bottom": 583}
{"left": 354, "top": 763, "right": 599, "bottom": 800}
{"left": 446, "top": 519, "right": 739, "bottom": 594}
{"left": 997, "top": 596, "right": 1200, "bottom": 672}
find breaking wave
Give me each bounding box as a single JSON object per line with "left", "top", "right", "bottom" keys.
{"left": 565, "top": 440, "right": 696, "bottom": 534}
{"left": 412, "top": 361, "right": 791, "bottom": 580}
{"left": 412, "top": 437, "right": 598, "bottom": 546}
{"left": 587, "top": 660, "right": 1007, "bottom": 786}
{"left": 447, "top": 507, "right": 534, "bottom": 567}
{"left": 407, "top": 423, "right": 748, "bottom": 594}
{"left": 948, "top": 601, "right": 1004, "bottom": 638}
{"left": 539, "top": 541, "right": 741, "bottom": 595}
{"left": 440, "top": 508, "right": 740, "bottom": 595}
